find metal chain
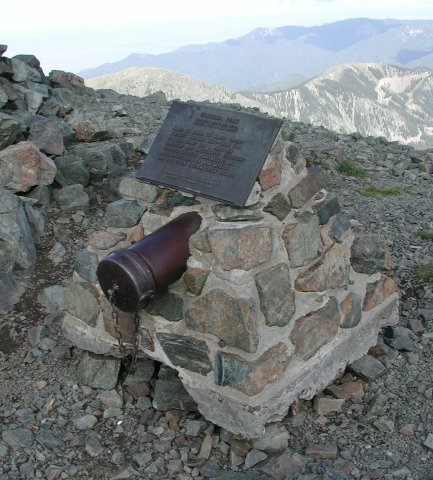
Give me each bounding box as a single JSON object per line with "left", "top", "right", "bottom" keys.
{"left": 107, "top": 286, "right": 154, "bottom": 375}
{"left": 108, "top": 286, "right": 135, "bottom": 373}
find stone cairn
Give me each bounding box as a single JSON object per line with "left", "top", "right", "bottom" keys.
{"left": 63, "top": 127, "right": 399, "bottom": 438}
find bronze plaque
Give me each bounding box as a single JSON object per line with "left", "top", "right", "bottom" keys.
{"left": 136, "top": 101, "right": 282, "bottom": 206}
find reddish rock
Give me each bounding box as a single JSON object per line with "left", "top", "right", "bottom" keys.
{"left": 49, "top": 70, "right": 85, "bottom": 88}
{"left": 340, "top": 380, "right": 364, "bottom": 400}
{"left": 340, "top": 292, "right": 362, "bottom": 328}
{"left": 29, "top": 118, "right": 64, "bottom": 155}
{"left": 209, "top": 226, "right": 272, "bottom": 271}
{"left": 363, "top": 274, "right": 398, "bottom": 311}
{"left": 420, "top": 162, "right": 433, "bottom": 174}
{"left": 313, "top": 397, "right": 345, "bottom": 415}
{"left": 259, "top": 157, "right": 282, "bottom": 190}
{"left": 0, "top": 141, "right": 56, "bottom": 192}
{"left": 182, "top": 267, "right": 210, "bottom": 295}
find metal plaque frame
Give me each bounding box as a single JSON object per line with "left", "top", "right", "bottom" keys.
{"left": 136, "top": 101, "right": 282, "bottom": 206}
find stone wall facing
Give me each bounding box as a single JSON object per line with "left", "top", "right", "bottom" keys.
{"left": 62, "top": 132, "right": 399, "bottom": 438}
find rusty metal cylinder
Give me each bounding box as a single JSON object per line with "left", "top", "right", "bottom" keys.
{"left": 96, "top": 211, "right": 202, "bottom": 312}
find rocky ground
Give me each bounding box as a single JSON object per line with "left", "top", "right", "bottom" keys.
{"left": 0, "top": 47, "right": 433, "bottom": 480}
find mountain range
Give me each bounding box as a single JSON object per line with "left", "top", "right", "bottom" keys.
{"left": 80, "top": 18, "right": 433, "bottom": 91}
{"left": 86, "top": 63, "right": 433, "bottom": 149}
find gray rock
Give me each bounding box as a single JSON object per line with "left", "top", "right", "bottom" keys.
{"left": 56, "top": 184, "right": 90, "bottom": 211}
{"left": 282, "top": 211, "right": 322, "bottom": 268}
{"left": 212, "top": 204, "right": 264, "bottom": 222}
{"left": 111, "top": 450, "right": 126, "bottom": 465}
{"left": 0, "top": 274, "right": 26, "bottom": 314}
{"left": 36, "top": 429, "right": 65, "bottom": 449}
{"left": 28, "top": 117, "right": 64, "bottom": 156}
{"left": 28, "top": 325, "right": 48, "bottom": 347}
{"left": 133, "top": 451, "right": 153, "bottom": 467}
{"left": 55, "top": 154, "right": 90, "bottom": 186}
{"left": 74, "top": 249, "right": 99, "bottom": 283}
{"left": 185, "top": 289, "right": 259, "bottom": 353}
{"left": 2, "top": 428, "right": 34, "bottom": 448}
{"left": 153, "top": 378, "right": 197, "bottom": 411}
{"left": 64, "top": 281, "right": 99, "bottom": 326}
{"left": 10, "top": 58, "right": 41, "bottom": 83}
{"left": 0, "top": 443, "right": 9, "bottom": 458}
{"left": 424, "top": 433, "right": 433, "bottom": 450}
{"left": 105, "top": 199, "right": 144, "bottom": 227}
{"left": 290, "top": 297, "right": 340, "bottom": 360}
{"left": 0, "top": 187, "right": 36, "bottom": 272}
{"left": 349, "top": 354, "right": 387, "bottom": 382}
{"left": 351, "top": 233, "right": 393, "bottom": 274}
{"left": 383, "top": 325, "right": 416, "bottom": 351}
{"left": 288, "top": 166, "right": 326, "bottom": 208}
{"left": 340, "top": 292, "right": 362, "bottom": 328}
{"left": 244, "top": 449, "right": 268, "bottom": 469}
{"left": 85, "top": 435, "right": 104, "bottom": 456}
{"left": 157, "top": 332, "right": 212, "bottom": 374}
{"left": 216, "top": 344, "right": 290, "bottom": 396}
{"left": 373, "top": 417, "right": 395, "bottom": 433}
{"left": 0, "top": 45, "right": 7, "bottom": 57}
{"left": 76, "top": 352, "right": 121, "bottom": 390}
{"left": 263, "top": 193, "right": 291, "bottom": 221}
{"left": 285, "top": 142, "right": 306, "bottom": 174}
{"left": 45, "top": 465, "right": 63, "bottom": 480}
{"left": 255, "top": 263, "right": 296, "bottom": 327}
{"left": 37, "top": 285, "right": 64, "bottom": 313}
{"left": 316, "top": 197, "right": 340, "bottom": 225}
{"left": 73, "top": 414, "right": 98, "bottom": 430}
{"left": 252, "top": 424, "right": 289, "bottom": 452}
{"left": 145, "top": 290, "right": 183, "bottom": 322}
{"left": 0, "top": 112, "right": 22, "bottom": 149}
{"left": 328, "top": 214, "right": 351, "bottom": 242}
{"left": 118, "top": 175, "right": 158, "bottom": 202}
{"left": 25, "top": 90, "right": 43, "bottom": 114}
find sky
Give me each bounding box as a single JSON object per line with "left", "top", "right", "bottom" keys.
{"left": 2, "top": 0, "right": 433, "bottom": 74}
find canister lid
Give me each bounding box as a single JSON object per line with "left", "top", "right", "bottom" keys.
{"left": 96, "top": 248, "right": 156, "bottom": 312}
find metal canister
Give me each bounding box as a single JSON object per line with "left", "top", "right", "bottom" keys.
{"left": 96, "top": 211, "right": 202, "bottom": 312}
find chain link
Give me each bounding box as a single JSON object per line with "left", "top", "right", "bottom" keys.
{"left": 107, "top": 286, "right": 154, "bottom": 375}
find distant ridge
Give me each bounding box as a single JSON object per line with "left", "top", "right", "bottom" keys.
{"left": 80, "top": 18, "right": 433, "bottom": 91}
{"left": 85, "top": 67, "right": 277, "bottom": 115}
{"left": 86, "top": 63, "right": 433, "bottom": 149}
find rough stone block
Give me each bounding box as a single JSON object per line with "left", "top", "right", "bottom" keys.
{"left": 63, "top": 282, "right": 99, "bottom": 327}
{"left": 294, "top": 241, "right": 350, "bottom": 292}
{"left": 282, "top": 211, "right": 322, "bottom": 268}
{"left": 56, "top": 184, "right": 90, "bottom": 211}
{"left": 105, "top": 199, "right": 145, "bottom": 228}
{"left": 119, "top": 175, "right": 158, "bottom": 202}
{"left": 185, "top": 289, "right": 259, "bottom": 353}
{"left": 182, "top": 267, "right": 210, "bottom": 295}
{"left": 305, "top": 443, "right": 338, "bottom": 459}
{"left": 285, "top": 142, "right": 306, "bottom": 174}
{"left": 349, "top": 354, "right": 387, "bottom": 382}
{"left": 316, "top": 197, "right": 340, "bottom": 225}
{"left": 340, "top": 292, "right": 362, "bottom": 328}
{"left": 209, "top": 226, "right": 272, "bottom": 271}
{"left": 145, "top": 290, "right": 183, "bottom": 322}
{"left": 313, "top": 397, "right": 345, "bottom": 415}
{"left": 216, "top": 343, "right": 290, "bottom": 396}
{"left": 363, "top": 274, "right": 398, "bottom": 311}
{"left": 77, "top": 352, "right": 120, "bottom": 390}
{"left": 263, "top": 193, "right": 291, "bottom": 221}
{"left": 259, "top": 157, "right": 282, "bottom": 190}
{"left": 290, "top": 297, "right": 340, "bottom": 360}
{"left": 288, "top": 166, "right": 326, "bottom": 208}
{"left": 255, "top": 263, "right": 296, "bottom": 327}
{"left": 351, "top": 233, "right": 393, "bottom": 274}
{"left": 0, "top": 141, "right": 57, "bottom": 193}
{"left": 153, "top": 378, "right": 197, "bottom": 411}
{"left": 211, "top": 204, "right": 264, "bottom": 222}
{"left": 157, "top": 333, "right": 212, "bottom": 374}
{"left": 29, "top": 118, "right": 64, "bottom": 156}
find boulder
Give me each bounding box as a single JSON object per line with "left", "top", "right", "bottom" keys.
{"left": 0, "top": 141, "right": 56, "bottom": 192}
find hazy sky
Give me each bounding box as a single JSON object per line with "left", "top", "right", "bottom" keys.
{"left": 2, "top": 0, "right": 433, "bottom": 74}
